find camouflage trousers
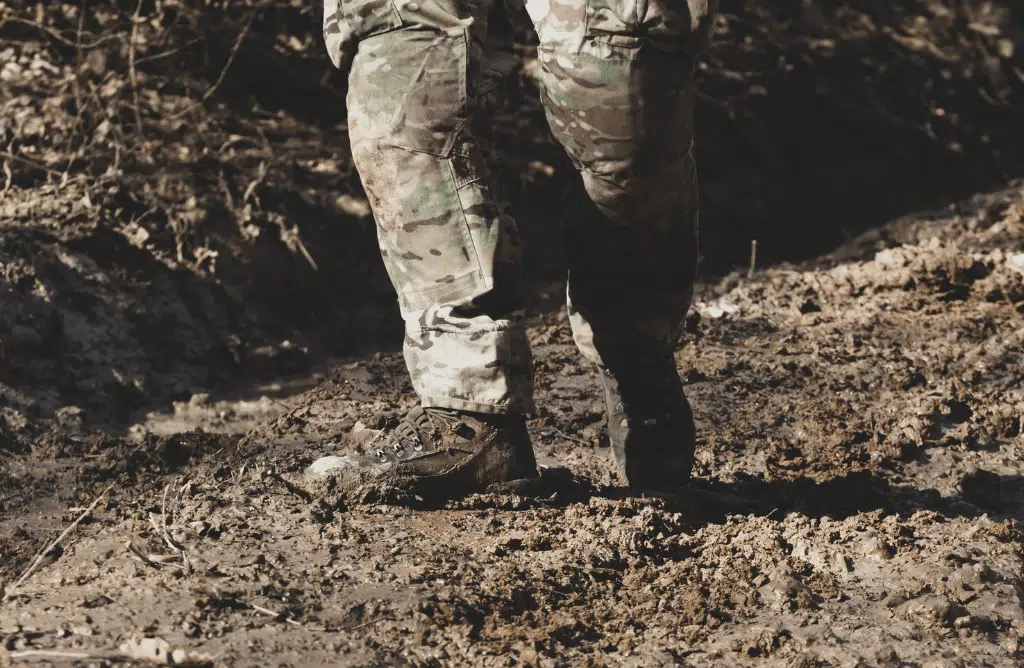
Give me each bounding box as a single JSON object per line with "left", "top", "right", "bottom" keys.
{"left": 325, "top": 0, "right": 716, "bottom": 414}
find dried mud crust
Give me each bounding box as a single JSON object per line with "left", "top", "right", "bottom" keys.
{"left": 2, "top": 186, "right": 1023, "bottom": 666}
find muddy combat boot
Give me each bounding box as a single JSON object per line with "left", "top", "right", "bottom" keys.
{"left": 304, "top": 407, "right": 538, "bottom": 500}
{"left": 602, "top": 359, "right": 696, "bottom": 493}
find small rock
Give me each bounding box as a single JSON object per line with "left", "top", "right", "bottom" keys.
{"left": 188, "top": 393, "right": 211, "bottom": 407}
{"left": 861, "top": 535, "right": 894, "bottom": 561}
{"left": 305, "top": 454, "right": 350, "bottom": 479}
{"left": 972, "top": 562, "right": 999, "bottom": 583}
{"left": 831, "top": 551, "right": 852, "bottom": 573}
{"left": 759, "top": 571, "right": 817, "bottom": 611}
{"left": 189, "top": 520, "right": 210, "bottom": 536}
{"left": 901, "top": 595, "right": 968, "bottom": 628}
{"left": 55, "top": 405, "right": 85, "bottom": 430}
{"left": 953, "top": 614, "right": 995, "bottom": 632}
{"left": 997, "top": 38, "right": 1015, "bottom": 59}
{"left": 874, "top": 645, "right": 899, "bottom": 667}
{"left": 336, "top": 194, "right": 372, "bottom": 218}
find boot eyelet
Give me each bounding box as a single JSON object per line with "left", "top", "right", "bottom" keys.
{"left": 393, "top": 443, "right": 406, "bottom": 458}
{"left": 413, "top": 442, "right": 424, "bottom": 452}
{"left": 375, "top": 449, "right": 388, "bottom": 462}
{"left": 615, "top": 403, "right": 624, "bottom": 411}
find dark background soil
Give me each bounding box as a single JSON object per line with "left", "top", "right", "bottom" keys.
{"left": 1, "top": 0, "right": 1022, "bottom": 430}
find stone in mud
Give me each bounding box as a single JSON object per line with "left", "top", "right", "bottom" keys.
{"left": 874, "top": 645, "right": 900, "bottom": 667}
{"left": 860, "top": 534, "right": 894, "bottom": 562}
{"left": 55, "top": 405, "right": 85, "bottom": 431}
{"left": 790, "top": 535, "right": 852, "bottom": 575}
{"left": 305, "top": 455, "right": 349, "bottom": 479}
{"left": 759, "top": 569, "right": 818, "bottom": 611}
{"left": 900, "top": 595, "right": 969, "bottom": 629}
{"left": 953, "top": 614, "right": 995, "bottom": 632}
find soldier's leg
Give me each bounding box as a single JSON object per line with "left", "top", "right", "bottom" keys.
{"left": 527, "top": 0, "right": 717, "bottom": 489}
{"left": 326, "top": 0, "right": 533, "bottom": 415}
{"left": 526, "top": 0, "right": 716, "bottom": 369}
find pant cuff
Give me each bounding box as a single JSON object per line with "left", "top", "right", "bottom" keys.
{"left": 421, "top": 394, "right": 535, "bottom": 417}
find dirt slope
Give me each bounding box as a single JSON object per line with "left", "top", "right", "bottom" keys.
{"left": 1, "top": 184, "right": 1022, "bottom": 666}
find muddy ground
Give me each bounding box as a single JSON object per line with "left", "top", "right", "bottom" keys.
{"left": 3, "top": 0, "right": 1024, "bottom": 666}
{"left": 2, "top": 186, "right": 1023, "bottom": 666}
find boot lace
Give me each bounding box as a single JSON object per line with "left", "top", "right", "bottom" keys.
{"left": 372, "top": 407, "right": 460, "bottom": 463}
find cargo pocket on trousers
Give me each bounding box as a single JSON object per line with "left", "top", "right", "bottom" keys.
{"left": 584, "top": 0, "right": 717, "bottom": 56}
{"left": 387, "top": 32, "right": 468, "bottom": 156}
{"left": 347, "top": 31, "right": 491, "bottom": 313}
{"left": 323, "top": 0, "right": 404, "bottom": 70}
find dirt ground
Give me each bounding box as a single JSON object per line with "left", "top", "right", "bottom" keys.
{"left": 2, "top": 184, "right": 1023, "bottom": 666}
{"left": 3, "top": 0, "right": 1024, "bottom": 666}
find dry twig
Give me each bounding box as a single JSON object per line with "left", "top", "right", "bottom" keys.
{"left": 251, "top": 603, "right": 303, "bottom": 626}
{"left": 532, "top": 427, "right": 591, "bottom": 447}
{"left": 0, "top": 491, "right": 23, "bottom": 505}
{"left": 242, "top": 160, "right": 269, "bottom": 205}
{"left": 135, "top": 35, "right": 206, "bottom": 65}
{"left": 170, "top": 9, "right": 259, "bottom": 119}
{"left": 58, "top": 0, "right": 90, "bottom": 188}
{"left": 128, "top": 0, "right": 145, "bottom": 137}
{"left": 3, "top": 484, "right": 113, "bottom": 599}
{"left": 266, "top": 470, "right": 313, "bottom": 503}
{"left": 9, "top": 649, "right": 111, "bottom": 661}
{"left": 0, "top": 16, "right": 117, "bottom": 50}
{"left": 161, "top": 481, "right": 191, "bottom": 573}
{"left": 127, "top": 541, "right": 163, "bottom": 569}
{"left": 277, "top": 218, "right": 320, "bottom": 271}
{"left": 0, "top": 150, "right": 65, "bottom": 179}
{"left": 0, "top": 155, "right": 12, "bottom": 200}
{"left": 554, "top": 428, "right": 591, "bottom": 446}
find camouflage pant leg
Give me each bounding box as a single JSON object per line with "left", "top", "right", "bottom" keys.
{"left": 526, "top": 0, "right": 718, "bottom": 370}
{"left": 324, "top": 0, "right": 533, "bottom": 414}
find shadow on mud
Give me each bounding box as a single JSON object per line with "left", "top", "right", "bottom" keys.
{"left": 443, "top": 466, "right": 1024, "bottom": 527}
{"left": 697, "top": 470, "right": 1003, "bottom": 522}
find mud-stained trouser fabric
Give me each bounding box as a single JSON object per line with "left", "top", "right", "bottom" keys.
{"left": 324, "top": 0, "right": 716, "bottom": 414}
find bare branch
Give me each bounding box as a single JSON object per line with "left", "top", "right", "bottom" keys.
{"left": 170, "top": 9, "right": 260, "bottom": 120}
{"left": 3, "top": 484, "right": 113, "bottom": 599}
{"left": 128, "top": 0, "right": 146, "bottom": 137}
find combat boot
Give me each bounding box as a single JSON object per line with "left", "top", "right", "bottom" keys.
{"left": 602, "top": 359, "right": 696, "bottom": 493}
{"left": 305, "top": 406, "right": 538, "bottom": 499}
